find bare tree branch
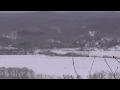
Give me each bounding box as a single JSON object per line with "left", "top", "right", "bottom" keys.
{"left": 115, "top": 67, "right": 118, "bottom": 75}
{"left": 104, "top": 59, "right": 116, "bottom": 79}
{"left": 72, "top": 54, "right": 79, "bottom": 79}
{"left": 107, "top": 70, "right": 112, "bottom": 74}
{"left": 89, "top": 57, "right": 96, "bottom": 76}
{"left": 113, "top": 56, "right": 120, "bottom": 63}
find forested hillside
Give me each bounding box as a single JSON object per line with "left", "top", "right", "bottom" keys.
{"left": 0, "top": 11, "right": 120, "bottom": 50}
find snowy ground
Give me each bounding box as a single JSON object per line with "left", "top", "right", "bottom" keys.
{"left": 50, "top": 49, "right": 120, "bottom": 57}
{"left": 35, "top": 48, "right": 120, "bottom": 58}
{"left": 0, "top": 55, "right": 120, "bottom": 79}
{"left": 33, "top": 46, "right": 120, "bottom": 58}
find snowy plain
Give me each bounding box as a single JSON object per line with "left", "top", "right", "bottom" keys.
{"left": 0, "top": 55, "right": 120, "bottom": 79}
{"left": 35, "top": 48, "right": 120, "bottom": 58}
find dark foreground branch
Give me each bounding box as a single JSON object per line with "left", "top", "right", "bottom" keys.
{"left": 104, "top": 59, "right": 116, "bottom": 79}
{"left": 113, "top": 56, "right": 120, "bottom": 63}
{"left": 89, "top": 57, "right": 96, "bottom": 76}
{"left": 72, "top": 56, "right": 79, "bottom": 79}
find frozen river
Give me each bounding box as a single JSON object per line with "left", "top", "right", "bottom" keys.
{"left": 0, "top": 55, "right": 120, "bottom": 79}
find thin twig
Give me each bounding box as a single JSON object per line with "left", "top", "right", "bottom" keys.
{"left": 107, "top": 70, "right": 111, "bottom": 74}
{"left": 107, "top": 70, "right": 114, "bottom": 79}
{"left": 113, "top": 56, "right": 120, "bottom": 63}
{"left": 115, "top": 67, "right": 118, "bottom": 75}
{"left": 72, "top": 53, "right": 79, "bottom": 79}
{"left": 107, "top": 70, "right": 113, "bottom": 77}
{"left": 104, "top": 59, "right": 116, "bottom": 79}
{"left": 89, "top": 57, "right": 96, "bottom": 76}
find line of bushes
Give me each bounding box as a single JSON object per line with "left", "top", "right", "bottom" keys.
{"left": 0, "top": 67, "right": 120, "bottom": 79}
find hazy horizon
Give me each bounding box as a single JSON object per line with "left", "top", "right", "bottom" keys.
{"left": 0, "top": 11, "right": 119, "bottom": 13}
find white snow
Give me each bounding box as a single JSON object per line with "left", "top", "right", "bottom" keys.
{"left": 50, "top": 48, "right": 120, "bottom": 58}
{"left": 88, "top": 31, "right": 95, "bottom": 37}
{"left": 0, "top": 55, "right": 120, "bottom": 79}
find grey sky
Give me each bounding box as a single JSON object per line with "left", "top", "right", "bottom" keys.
{"left": 0, "top": 11, "right": 74, "bottom": 13}
{"left": 0, "top": 11, "right": 38, "bottom": 13}
{"left": 0, "top": 11, "right": 119, "bottom": 13}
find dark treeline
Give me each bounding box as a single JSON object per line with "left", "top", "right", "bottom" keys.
{"left": 0, "top": 67, "right": 35, "bottom": 79}
{"left": 0, "top": 67, "right": 82, "bottom": 79}
{"left": 0, "top": 67, "right": 120, "bottom": 79}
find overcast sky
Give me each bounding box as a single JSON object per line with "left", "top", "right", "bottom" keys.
{"left": 0, "top": 11, "right": 119, "bottom": 13}
{"left": 0, "top": 11, "right": 38, "bottom": 13}
{"left": 0, "top": 11, "right": 84, "bottom": 13}
{"left": 0, "top": 11, "right": 80, "bottom": 13}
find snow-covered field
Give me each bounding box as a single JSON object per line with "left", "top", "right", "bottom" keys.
{"left": 34, "top": 47, "right": 120, "bottom": 58}
{"left": 50, "top": 49, "right": 120, "bottom": 57}
{"left": 35, "top": 48, "right": 120, "bottom": 58}
{"left": 0, "top": 55, "right": 120, "bottom": 79}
